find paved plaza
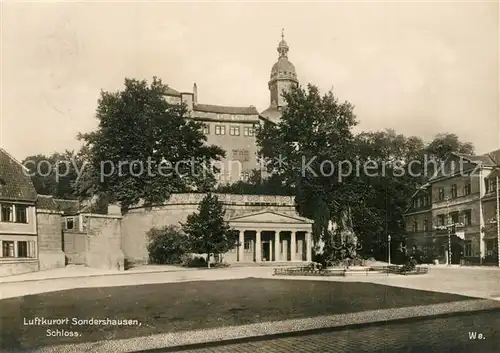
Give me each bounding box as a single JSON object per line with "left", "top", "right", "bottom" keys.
{"left": 159, "top": 309, "right": 500, "bottom": 353}
{"left": 1, "top": 265, "right": 499, "bottom": 353}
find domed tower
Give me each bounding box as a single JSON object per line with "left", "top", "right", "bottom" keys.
{"left": 261, "top": 29, "right": 299, "bottom": 123}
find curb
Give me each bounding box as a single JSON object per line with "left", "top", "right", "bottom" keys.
{"left": 0, "top": 267, "right": 239, "bottom": 285}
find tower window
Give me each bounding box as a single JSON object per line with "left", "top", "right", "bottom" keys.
{"left": 202, "top": 124, "right": 210, "bottom": 134}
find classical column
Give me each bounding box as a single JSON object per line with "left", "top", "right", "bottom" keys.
{"left": 290, "top": 231, "right": 296, "bottom": 261}
{"left": 306, "top": 231, "right": 312, "bottom": 262}
{"left": 255, "top": 230, "right": 262, "bottom": 262}
{"left": 238, "top": 230, "right": 244, "bottom": 262}
{"left": 274, "top": 231, "right": 280, "bottom": 262}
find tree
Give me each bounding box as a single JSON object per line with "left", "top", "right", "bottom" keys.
{"left": 77, "top": 77, "right": 225, "bottom": 209}
{"left": 256, "top": 84, "right": 358, "bottom": 246}
{"left": 146, "top": 225, "right": 189, "bottom": 264}
{"left": 425, "top": 133, "right": 474, "bottom": 163}
{"left": 215, "top": 169, "right": 293, "bottom": 195}
{"left": 181, "top": 193, "right": 235, "bottom": 268}
{"left": 22, "top": 150, "right": 83, "bottom": 199}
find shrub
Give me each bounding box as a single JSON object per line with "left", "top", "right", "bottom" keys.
{"left": 212, "top": 261, "right": 230, "bottom": 268}
{"left": 147, "top": 225, "right": 189, "bottom": 264}
{"left": 182, "top": 255, "right": 207, "bottom": 267}
{"left": 401, "top": 257, "right": 418, "bottom": 272}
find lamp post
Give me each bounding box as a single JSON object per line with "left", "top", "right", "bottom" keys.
{"left": 388, "top": 234, "right": 391, "bottom": 265}
{"left": 496, "top": 174, "right": 500, "bottom": 268}
{"left": 446, "top": 197, "right": 452, "bottom": 266}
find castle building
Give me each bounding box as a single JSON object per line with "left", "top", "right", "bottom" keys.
{"left": 162, "top": 31, "right": 299, "bottom": 183}
{"left": 0, "top": 33, "right": 312, "bottom": 277}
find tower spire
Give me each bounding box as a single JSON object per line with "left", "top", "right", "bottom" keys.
{"left": 277, "top": 28, "right": 289, "bottom": 58}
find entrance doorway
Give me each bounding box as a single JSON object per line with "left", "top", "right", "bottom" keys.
{"left": 262, "top": 241, "right": 271, "bottom": 261}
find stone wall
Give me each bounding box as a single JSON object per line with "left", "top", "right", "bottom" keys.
{"left": 36, "top": 209, "right": 66, "bottom": 270}
{"left": 83, "top": 214, "right": 124, "bottom": 271}
{"left": 0, "top": 260, "right": 39, "bottom": 277}
{"left": 121, "top": 193, "right": 297, "bottom": 264}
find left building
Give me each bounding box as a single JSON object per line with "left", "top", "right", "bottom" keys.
{"left": 0, "top": 148, "right": 65, "bottom": 276}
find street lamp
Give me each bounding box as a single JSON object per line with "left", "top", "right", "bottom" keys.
{"left": 496, "top": 174, "right": 500, "bottom": 268}
{"left": 446, "top": 197, "right": 452, "bottom": 266}
{"left": 388, "top": 234, "right": 391, "bottom": 265}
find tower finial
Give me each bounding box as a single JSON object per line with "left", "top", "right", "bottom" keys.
{"left": 281, "top": 28, "right": 284, "bottom": 40}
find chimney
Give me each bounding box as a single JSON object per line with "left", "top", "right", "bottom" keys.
{"left": 193, "top": 83, "right": 198, "bottom": 104}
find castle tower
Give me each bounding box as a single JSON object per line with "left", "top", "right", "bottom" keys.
{"left": 261, "top": 29, "right": 299, "bottom": 123}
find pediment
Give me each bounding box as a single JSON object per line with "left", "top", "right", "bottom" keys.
{"left": 229, "top": 210, "right": 312, "bottom": 224}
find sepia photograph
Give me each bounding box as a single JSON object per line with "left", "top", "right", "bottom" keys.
{"left": 0, "top": 1, "right": 499, "bottom": 352}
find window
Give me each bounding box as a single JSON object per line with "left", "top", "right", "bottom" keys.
{"left": 215, "top": 125, "right": 225, "bottom": 135}
{"left": 450, "top": 212, "right": 459, "bottom": 224}
{"left": 66, "top": 217, "right": 74, "bottom": 230}
{"left": 437, "top": 215, "right": 445, "bottom": 226}
{"left": 464, "top": 240, "right": 472, "bottom": 257}
{"left": 486, "top": 239, "right": 495, "bottom": 256}
{"left": 412, "top": 220, "right": 418, "bottom": 232}
{"left": 17, "top": 241, "right": 28, "bottom": 257}
{"left": 416, "top": 198, "right": 421, "bottom": 208}
{"left": 2, "top": 241, "right": 14, "bottom": 257}
{"left": 232, "top": 149, "right": 250, "bottom": 162}
{"left": 464, "top": 210, "right": 472, "bottom": 226}
{"left": 229, "top": 126, "right": 240, "bottom": 136}
{"left": 244, "top": 240, "right": 251, "bottom": 251}
{"left": 243, "top": 126, "right": 255, "bottom": 136}
{"left": 464, "top": 183, "right": 471, "bottom": 196}
{"left": 1, "top": 204, "right": 13, "bottom": 222}
{"left": 451, "top": 184, "right": 457, "bottom": 198}
{"left": 438, "top": 188, "right": 445, "bottom": 201}
{"left": 241, "top": 172, "right": 250, "bottom": 181}
{"left": 202, "top": 124, "right": 210, "bottom": 134}
{"left": 486, "top": 179, "right": 496, "bottom": 193}
{"left": 423, "top": 219, "right": 429, "bottom": 231}
{"left": 15, "top": 205, "right": 28, "bottom": 223}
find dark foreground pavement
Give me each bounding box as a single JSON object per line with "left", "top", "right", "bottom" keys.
{"left": 147, "top": 309, "right": 500, "bottom": 353}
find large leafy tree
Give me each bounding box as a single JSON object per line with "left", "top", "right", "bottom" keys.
{"left": 256, "top": 84, "right": 358, "bottom": 245}
{"left": 181, "top": 193, "right": 235, "bottom": 267}
{"left": 77, "top": 77, "right": 225, "bottom": 209}
{"left": 22, "top": 150, "right": 84, "bottom": 199}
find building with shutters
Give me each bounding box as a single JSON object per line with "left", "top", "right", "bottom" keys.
{"left": 404, "top": 149, "right": 500, "bottom": 265}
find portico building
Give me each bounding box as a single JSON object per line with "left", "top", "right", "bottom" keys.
{"left": 226, "top": 210, "right": 313, "bottom": 263}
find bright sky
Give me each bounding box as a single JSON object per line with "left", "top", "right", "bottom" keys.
{"left": 1, "top": 1, "right": 499, "bottom": 161}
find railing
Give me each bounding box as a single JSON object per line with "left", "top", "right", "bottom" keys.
{"left": 273, "top": 265, "right": 429, "bottom": 277}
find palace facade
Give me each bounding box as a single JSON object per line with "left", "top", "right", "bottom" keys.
{"left": 161, "top": 33, "right": 299, "bottom": 183}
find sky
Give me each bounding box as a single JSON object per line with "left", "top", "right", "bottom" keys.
{"left": 1, "top": 1, "right": 499, "bottom": 161}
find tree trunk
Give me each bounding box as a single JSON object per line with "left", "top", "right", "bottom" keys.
{"left": 207, "top": 253, "right": 211, "bottom": 268}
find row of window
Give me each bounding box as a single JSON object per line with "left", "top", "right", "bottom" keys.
{"left": 204, "top": 124, "right": 256, "bottom": 137}
{"left": 0, "top": 204, "right": 28, "bottom": 223}
{"left": 486, "top": 179, "right": 498, "bottom": 193}
{"left": 437, "top": 182, "right": 471, "bottom": 201}
{"left": 1, "top": 240, "right": 36, "bottom": 258}
{"left": 412, "top": 196, "right": 430, "bottom": 209}
{"left": 216, "top": 171, "right": 251, "bottom": 182}
{"left": 411, "top": 210, "right": 473, "bottom": 232}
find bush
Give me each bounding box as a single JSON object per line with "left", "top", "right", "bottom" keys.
{"left": 147, "top": 225, "right": 189, "bottom": 264}
{"left": 401, "top": 257, "right": 418, "bottom": 272}
{"left": 181, "top": 255, "right": 207, "bottom": 267}
{"left": 212, "top": 261, "right": 230, "bottom": 268}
